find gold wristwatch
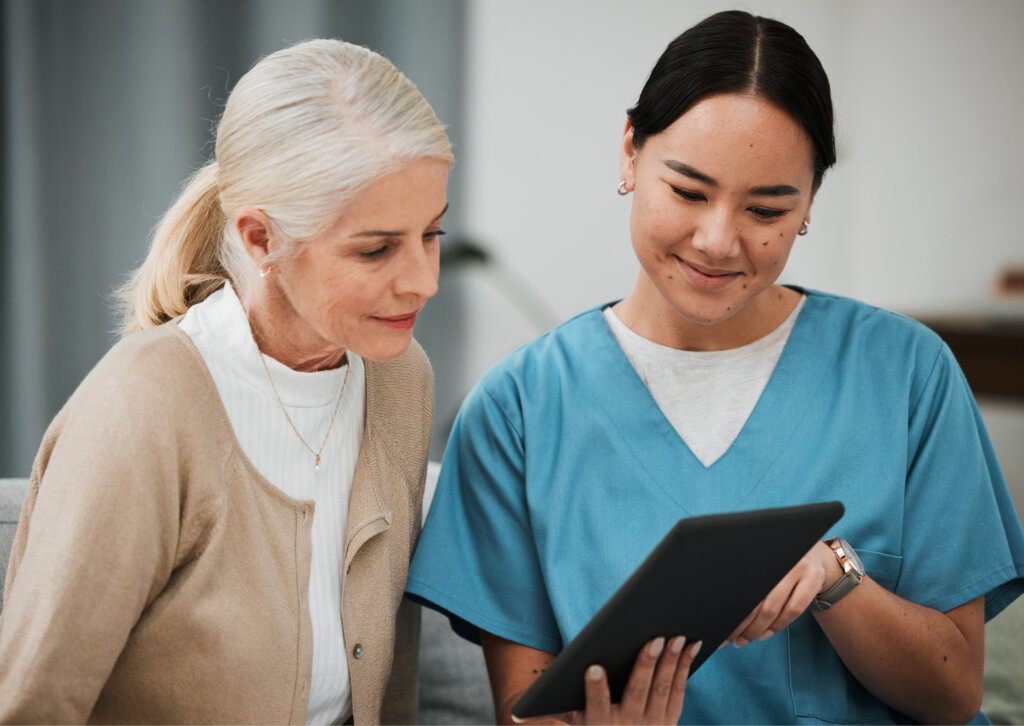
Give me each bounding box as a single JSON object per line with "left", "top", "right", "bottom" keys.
{"left": 810, "top": 537, "right": 865, "bottom": 612}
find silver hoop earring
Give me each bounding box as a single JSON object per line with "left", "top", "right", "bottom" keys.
{"left": 617, "top": 180, "right": 629, "bottom": 196}
{"left": 798, "top": 220, "right": 810, "bottom": 236}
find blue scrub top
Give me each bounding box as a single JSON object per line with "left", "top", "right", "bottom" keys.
{"left": 407, "top": 289, "right": 1024, "bottom": 724}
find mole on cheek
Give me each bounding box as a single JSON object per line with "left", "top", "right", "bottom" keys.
{"left": 763, "top": 240, "right": 769, "bottom": 247}
{"left": 667, "top": 273, "right": 673, "bottom": 279}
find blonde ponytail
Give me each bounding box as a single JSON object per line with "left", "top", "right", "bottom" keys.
{"left": 117, "top": 162, "right": 228, "bottom": 335}
{"left": 117, "top": 39, "right": 452, "bottom": 337}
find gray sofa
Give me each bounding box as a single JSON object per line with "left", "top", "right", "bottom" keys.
{"left": 2, "top": 476, "right": 1021, "bottom": 723}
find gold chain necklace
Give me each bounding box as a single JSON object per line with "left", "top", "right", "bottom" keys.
{"left": 259, "top": 352, "right": 350, "bottom": 474}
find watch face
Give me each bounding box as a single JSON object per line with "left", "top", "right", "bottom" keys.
{"left": 837, "top": 538, "right": 865, "bottom": 576}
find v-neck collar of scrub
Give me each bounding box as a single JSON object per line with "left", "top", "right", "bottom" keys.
{"left": 190, "top": 282, "right": 352, "bottom": 408}
{"left": 587, "top": 287, "right": 837, "bottom": 514}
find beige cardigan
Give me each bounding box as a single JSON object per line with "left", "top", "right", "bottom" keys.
{"left": 0, "top": 322, "right": 431, "bottom": 724}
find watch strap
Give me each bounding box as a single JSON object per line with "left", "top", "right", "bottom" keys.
{"left": 810, "top": 572, "right": 859, "bottom": 611}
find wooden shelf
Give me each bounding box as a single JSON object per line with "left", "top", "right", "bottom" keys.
{"left": 916, "top": 317, "right": 1024, "bottom": 399}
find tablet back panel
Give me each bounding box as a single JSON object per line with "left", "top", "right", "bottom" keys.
{"left": 513, "top": 500, "right": 844, "bottom": 719}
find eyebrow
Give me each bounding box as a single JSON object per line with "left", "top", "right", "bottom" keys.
{"left": 352, "top": 202, "right": 449, "bottom": 238}
{"left": 662, "top": 160, "right": 800, "bottom": 197}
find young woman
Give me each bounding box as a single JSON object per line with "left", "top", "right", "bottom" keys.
{"left": 0, "top": 39, "right": 450, "bottom": 724}
{"left": 406, "top": 10, "right": 1024, "bottom": 725}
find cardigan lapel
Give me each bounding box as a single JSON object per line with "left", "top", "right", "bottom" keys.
{"left": 343, "top": 359, "right": 395, "bottom": 574}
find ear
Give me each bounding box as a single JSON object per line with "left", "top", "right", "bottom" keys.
{"left": 804, "top": 187, "right": 818, "bottom": 225}
{"left": 234, "top": 207, "right": 274, "bottom": 264}
{"left": 619, "top": 119, "right": 637, "bottom": 191}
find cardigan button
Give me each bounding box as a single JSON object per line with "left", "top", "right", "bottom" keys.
{"left": 353, "top": 643, "right": 364, "bottom": 659}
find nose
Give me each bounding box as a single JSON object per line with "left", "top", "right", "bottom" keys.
{"left": 691, "top": 209, "right": 740, "bottom": 260}
{"left": 395, "top": 241, "right": 440, "bottom": 300}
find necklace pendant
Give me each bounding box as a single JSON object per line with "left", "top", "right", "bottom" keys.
{"left": 315, "top": 454, "right": 321, "bottom": 474}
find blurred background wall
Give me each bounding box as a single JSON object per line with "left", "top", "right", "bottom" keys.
{"left": 1, "top": 0, "right": 1022, "bottom": 513}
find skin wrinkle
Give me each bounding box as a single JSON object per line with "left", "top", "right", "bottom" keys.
{"left": 236, "top": 159, "right": 449, "bottom": 371}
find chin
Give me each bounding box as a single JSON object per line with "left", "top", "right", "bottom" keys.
{"left": 355, "top": 332, "right": 416, "bottom": 362}
{"left": 666, "top": 295, "right": 739, "bottom": 326}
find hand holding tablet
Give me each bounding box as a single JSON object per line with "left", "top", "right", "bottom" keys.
{"left": 511, "top": 501, "right": 845, "bottom": 721}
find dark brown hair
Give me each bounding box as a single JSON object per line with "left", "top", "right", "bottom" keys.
{"left": 627, "top": 10, "right": 836, "bottom": 188}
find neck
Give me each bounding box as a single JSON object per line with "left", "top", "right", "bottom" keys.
{"left": 614, "top": 281, "right": 800, "bottom": 352}
{"left": 245, "top": 284, "right": 348, "bottom": 372}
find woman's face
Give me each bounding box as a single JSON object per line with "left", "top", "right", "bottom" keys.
{"left": 620, "top": 93, "right": 816, "bottom": 349}
{"left": 254, "top": 157, "right": 449, "bottom": 369}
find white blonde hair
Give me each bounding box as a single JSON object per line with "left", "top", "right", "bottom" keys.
{"left": 118, "top": 38, "right": 453, "bottom": 335}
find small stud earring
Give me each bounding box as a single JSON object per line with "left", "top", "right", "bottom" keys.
{"left": 798, "top": 220, "right": 810, "bottom": 236}
{"left": 617, "top": 180, "right": 629, "bottom": 196}
{"left": 259, "top": 263, "right": 272, "bottom": 278}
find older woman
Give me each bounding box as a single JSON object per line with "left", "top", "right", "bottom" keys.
{"left": 406, "top": 10, "right": 1024, "bottom": 725}
{"left": 0, "top": 39, "right": 450, "bottom": 724}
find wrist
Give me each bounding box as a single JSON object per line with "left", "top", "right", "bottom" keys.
{"left": 818, "top": 540, "right": 845, "bottom": 592}
{"left": 810, "top": 537, "right": 866, "bottom": 612}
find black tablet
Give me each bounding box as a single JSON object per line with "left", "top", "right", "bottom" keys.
{"left": 511, "top": 500, "right": 844, "bottom": 720}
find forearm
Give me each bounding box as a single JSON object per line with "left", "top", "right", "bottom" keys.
{"left": 814, "top": 579, "right": 984, "bottom": 724}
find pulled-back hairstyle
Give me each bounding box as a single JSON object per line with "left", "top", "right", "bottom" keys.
{"left": 118, "top": 39, "right": 453, "bottom": 336}
{"left": 628, "top": 10, "right": 835, "bottom": 189}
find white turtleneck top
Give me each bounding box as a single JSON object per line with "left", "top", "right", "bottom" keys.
{"left": 180, "top": 282, "right": 363, "bottom": 725}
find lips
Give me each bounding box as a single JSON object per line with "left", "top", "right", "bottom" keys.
{"left": 373, "top": 311, "right": 419, "bottom": 330}
{"left": 675, "top": 256, "right": 741, "bottom": 291}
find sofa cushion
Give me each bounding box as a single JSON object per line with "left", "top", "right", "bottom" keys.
{"left": 982, "top": 595, "right": 1024, "bottom": 724}
{"left": 0, "top": 478, "right": 30, "bottom": 612}
{"left": 418, "top": 606, "right": 494, "bottom": 724}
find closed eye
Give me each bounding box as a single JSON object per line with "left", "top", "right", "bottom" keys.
{"left": 360, "top": 244, "right": 391, "bottom": 259}
{"left": 749, "top": 207, "right": 787, "bottom": 220}
{"left": 424, "top": 229, "right": 446, "bottom": 243}
{"left": 671, "top": 186, "right": 706, "bottom": 203}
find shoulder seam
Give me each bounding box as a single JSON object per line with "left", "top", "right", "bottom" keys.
{"left": 481, "top": 385, "right": 526, "bottom": 444}
{"left": 909, "top": 341, "right": 949, "bottom": 414}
